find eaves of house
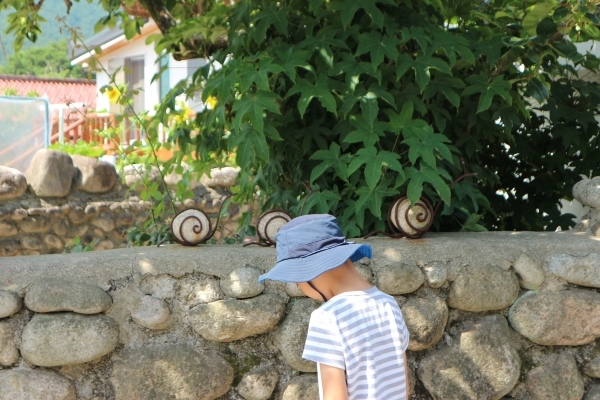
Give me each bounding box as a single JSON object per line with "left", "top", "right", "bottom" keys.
{"left": 0, "top": 75, "right": 97, "bottom": 107}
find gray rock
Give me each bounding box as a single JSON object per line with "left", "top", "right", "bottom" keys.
{"left": 525, "top": 352, "right": 584, "bottom": 400}
{"left": 274, "top": 298, "right": 319, "bottom": 372}
{"left": 69, "top": 206, "right": 86, "bottom": 224}
{"left": 0, "top": 166, "right": 27, "bottom": 201}
{"left": 201, "top": 167, "right": 240, "bottom": 187}
{"left": 52, "top": 219, "right": 69, "bottom": 236}
{"left": 585, "top": 385, "right": 600, "bottom": 400}
{"left": 0, "top": 290, "right": 22, "bottom": 318}
{"left": 0, "top": 369, "right": 76, "bottom": 400}
{"left": 19, "top": 215, "right": 51, "bottom": 233}
{"left": 111, "top": 344, "right": 233, "bottom": 400}
{"left": 20, "top": 235, "right": 43, "bottom": 250}
{"left": 509, "top": 289, "right": 600, "bottom": 345}
{"left": 281, "top": 375, "right": 319, "bottom": 400}
{"left": 0, "top": 323, "right": 18, "bottom": 366}
{"left": 0, "top": 239, "right": 19, "bottom": 256}
{"left": 0, "top": 221, "right": 17, "bottom": 237}
{"left": 376, "top": 263, "right": 424, "bottom": 294}
{"left": 25, "top": 279, "right": 112, "bottom": 314}
{"left": 448, "top": 264, "right": 520, "bottom": 312}
{"left": 549, "top": 253, "right": 600, "bottom": 288}
{"left": 421, "top": 261, "right": 447, "bottom": 288}
{"left": 71, "top": 154, "right": 118, "bottom": 193}
{"left": 401, "top": 296, "right": 448, "bottom": 351}
{"left": 93, "top": 239, "right": 114, "bottom": 251}
{"left": 573, "top": 176, "right": 600, "bottom": 209}
{"left": 122, "top": 164, "right": 160, "bottom": 190}
{"left": 140, "top": 273, "right": 177, "bottom": 300}
{"left": 190, "top": 294, "right": 286, "bottom": 342}
{"left": 131, "top": 295, "right": 171, "bottom": 330}
{"left": 91, "top": 211, "right": 116, "bottom": 232}
{"left": 419, "top": 315, "right": 521, "bottom": 400}
{"left": 584, "top": 356, "right": 600, "bottom": 378}
{"left": 514, "top": 253, "right": 545, "bottom": 290}
{"left": 284, "top": 282, "right": 306, "bottom": 297}
{"left": 178, "top": 277, "right": 224, "bottom": 306}
{"left": 237, "top": 365, "right": 279, "bottom": 400}
{"left": 221, "top": 266, "right": 265, "bottom": 298}
{"left": 21, "top": 312, "right": 119, "bottom": 367}
{"left": 25, "top": 149, "right": 74, "bottom": 197}
{"left": 44, "top": 234, "right": 64, "bottom": 251}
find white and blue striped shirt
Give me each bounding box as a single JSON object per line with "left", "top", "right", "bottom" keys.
{"left": 302, "top": 287, "right": 409, "bottom": 400}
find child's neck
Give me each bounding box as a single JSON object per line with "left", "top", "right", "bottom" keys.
{"left": 316, "top": 261, "right": 373, "bottom": 300}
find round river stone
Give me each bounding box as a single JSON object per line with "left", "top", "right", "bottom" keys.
{"left": 25, "top": 279, "right": 112, "bottom": 314}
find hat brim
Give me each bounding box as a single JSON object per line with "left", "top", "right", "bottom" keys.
{"left": 258, "top": 243, "right": 372, "bottom": 283}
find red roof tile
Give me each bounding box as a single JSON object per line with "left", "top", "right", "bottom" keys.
{"left": 0, "top": 75, "right": 97, "bottom": 108}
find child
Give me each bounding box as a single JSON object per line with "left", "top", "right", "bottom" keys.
{"left": 259, "top": 214, "right": 410, "bottom": 400}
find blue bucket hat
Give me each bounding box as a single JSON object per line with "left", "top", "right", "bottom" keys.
{"left": 258, "top": 214, "right": 372, "bottom": 283}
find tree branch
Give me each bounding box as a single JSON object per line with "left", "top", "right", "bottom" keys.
{"left": 137, "top": 0, "right": 228, "bottom": 60}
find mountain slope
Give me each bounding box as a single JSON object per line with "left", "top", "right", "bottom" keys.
{"left": 0, "top": 0, "right": 106, "bottom": 66}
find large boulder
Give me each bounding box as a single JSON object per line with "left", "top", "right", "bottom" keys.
{"left": 24, "top": 149, "right": 74, "bottom": 197}
{"left": 281, "top": 375, "right": 319, "bottom": 400}
{"left": 376, "top": 263, "right": 424, "bottom": 294}
{"left": 122, "top": 164, "right": 161, "bottom": 191}
{"left": 513, "top": 253, "right": 545, "bottom": 290}
{"left": 220, "top": 266, "right": 265, "bottom": 299}
{"left": 548, "top": 253, "right": 600, "bottom": 288}
{"left": 274, "top": 298, "right": 319, "bottom": 373}
{"left": 71, "top": 154, "right": 118, "bottom": 193}
{"left": 25, "top": 279, "right": 112, "bottom": 314}
{"left": 177, "top": 277, "right": 224, "bottom": 306}
{"left": 509, "top": 289, "right": 600, "bottom": 345}
{"left": 201, "top": 167, "right": 240, "bottom": 187}
{"left": 0, "top": 166, "right": 27, "bottom": 201}
{"left": 0, "top": 369, "right": 76, "bottom": 400}
{"left": 189, "top": 294, "right": 286, "bottom": 342}
{"left": 525, "top": 352, "right": 585, "bottom": 400}
{"left": 448, "top": 264, "right": 520, "bottom": 312}
{"left": 401, "top": 296, "right": 448, "bottom": 351}
{"left": 0, "top": 290, "right": 22, "bottom": 318}
{"left": 573, "top": 176, "right": 600, "bottom": 209}
{"left": 111, "top": 344, "right": 233, "bottom": 400}
{"left": 418, "top": 315, "right": 521, "bottom": 400}
{"left": 20, "top": 312, "right": 119, "bottom": 366}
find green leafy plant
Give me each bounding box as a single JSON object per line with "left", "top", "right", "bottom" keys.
{"left": 63, "top": 236, "right": 97, "bottom": 253}
{"left": 49, "top": 141, "right": 106, "bottom": 158}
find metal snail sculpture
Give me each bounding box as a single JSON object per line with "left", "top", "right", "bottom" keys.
{"left": 158, "top": 193, "right": 232, "bottom": 247}
{"left": 365, "top": 160, "right": 478, "bottom": 239}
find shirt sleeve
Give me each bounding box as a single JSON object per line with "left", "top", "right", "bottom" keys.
{"left": 302, "top": 309, "right": 346, "bottom": 370}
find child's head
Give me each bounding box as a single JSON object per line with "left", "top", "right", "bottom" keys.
{"left": 258, "top": 214, "right": 373, "bottom": 300}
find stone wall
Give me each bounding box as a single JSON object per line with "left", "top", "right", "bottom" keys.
{"left": 1, "top": 232, "right": 600, "bottom": 399}
{"left": 0, "top": 149, "right": 243, "bottom": 256}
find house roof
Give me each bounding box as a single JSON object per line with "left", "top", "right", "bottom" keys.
{"left": 0, "top": 75, "right": 97, "bottom": 107}
{"left": 71, "top": 21, "right": 160, "bottom": 65}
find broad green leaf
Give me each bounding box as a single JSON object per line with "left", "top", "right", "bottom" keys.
{"left": 309, "top": 0, "right": 324, "bottom": 10}
{"left": 462, "top": 73, "right": 513, "bottom": 113}
{"left": 355, "top": 32, "right": 400, "bottom": 67}
{"left": 368, "top": 84, "right": 397, "bottom": 110}
{"left": 459, "top": 213, "right": 488, "bottom": 232}
{"left": 348, "top": 147, "right": 404, "bottom": 188}
{"left": 239, "top": 57, "right": 284, "bottom": 92}
{"left": 397, "top": 51, "right": 451, "bottom": 92}
{"left": 525, "top": 77, "right": 550, "bottom": 103}
{"left": 330, "top": 53, "right": 381, "bottom": 90}
{"left": 405, "top": 166, "right": 452, "bottom": 205}
{"left": 432, "top": 29, "right": 475, "bottom": 66}
{"left": 423, "top": 76, "right": 466, "bottom": 108}
{"left": 384, "top": 102, "right": 427, "bottom": 136}
{"left": 277, "top": 48, "right": 314, "bottom": 83}
{"left": 344, "top": 115, "right": 387, "bottom": 147}
{"left": 355, "top": 179, "right": 398, "bottom": 218}
{"left": 454, "top": 181, "right": 490, "bottom": 213}
{"left": 286, "top": 74, "right": 337, "bottom": 117}
{"left": 299, "top": 29, "right": 349, "bottom": 67}
{"left": 232, "top": 90, "right": 281, "bottom": 134}
{"left": 401, "top": 26, "right": 429, "bottom": 51}
{"left": 202, "top": 71, "right": 236, "bottom": 103}
{"left": 253, "top": 3, "right": 290, "bottom": 44}
{"left": 523, "top": 1, "right": 556, "bottom": 36}
{"left": 231, "top": 123, "right": 269, "bottom": 169}
{"left": 333, "top": 0, "right": 396, "bottom": 29}
{"left": 302, "top": 190, "right": 341, "bottom": 214}
{"left": 360, "top": 92, "right": 379, "bottom": 125}
{"left": 310, "top": 142, "right": 351, "bottom": 182}
{"left": 402, "top": 125, "right": 453, "bottom": 167}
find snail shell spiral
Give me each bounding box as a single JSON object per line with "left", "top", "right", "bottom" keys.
{"left": 390, "top": 196, "right": 433, "bottom": 238}
{"left": 257, "top": 210, "right": 292, "bottom": 244}
{"left": 171, "top": 209, "right": 211, "bottom": 245}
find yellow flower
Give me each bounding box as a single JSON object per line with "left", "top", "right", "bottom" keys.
{"left": 107, "top": 87, "right": 121, "bottom": 104}
{"left": 206, "top": 96, "right": 218, "bottom": 110}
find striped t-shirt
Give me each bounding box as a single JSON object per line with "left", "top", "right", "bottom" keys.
{"left": 302, "top": 286, "right": 409, "bottom": 400}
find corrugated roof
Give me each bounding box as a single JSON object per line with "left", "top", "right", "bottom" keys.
{"left": 0, "top": 75, "right": 97, "bottom": 107}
